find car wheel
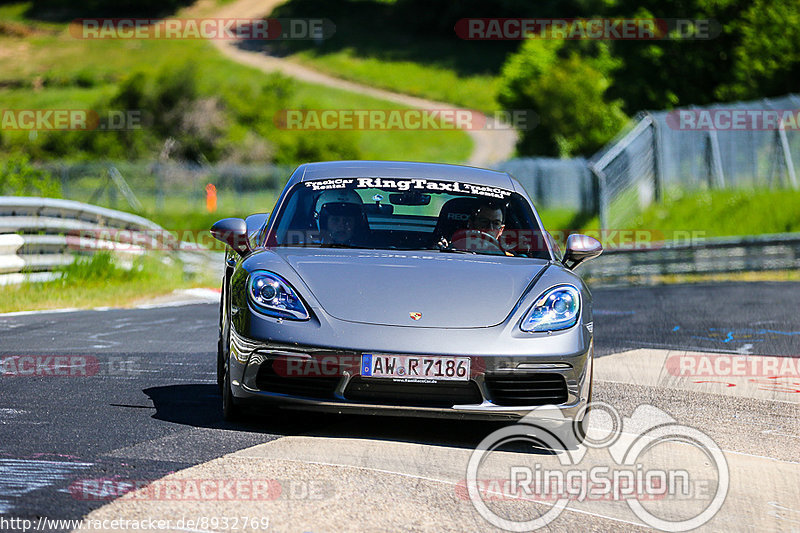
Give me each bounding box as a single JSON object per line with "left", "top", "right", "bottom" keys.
{"left": 217, "top": 282, "right": 228, "bottom": 393}
{"left": 216, "top": 334, "right": 225, "bottom": 393}
{"left": 574, "top": 379, "right": 592, "bottom": 443}
{"left": 222, "top": 360, "right": 242, "bottom": 422}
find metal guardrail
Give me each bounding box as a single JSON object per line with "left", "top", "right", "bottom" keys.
{"left": 3, "top": 197, "right": 796, "bottom": 286}
{"left": 0, "top": 196, "right": 218, "bottom": 285}
{"left": 580, "top": 232, "right": 800, "bottom": 284}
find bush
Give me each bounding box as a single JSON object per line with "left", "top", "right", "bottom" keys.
{"left": 498, "top": 38, "right": 628, "bottom": 157}
{"left": 24, "top": 62, "right": 362, "bottom": 165}
{"left": 0, "top": 154, "right": 61, "bottom": 196}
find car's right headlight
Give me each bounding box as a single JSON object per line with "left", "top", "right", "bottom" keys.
{"left": 520, "top": 284, "right": 580, "bottom": 332}
{"left": 248, "top": 271, "right": 310, "bottom": 320}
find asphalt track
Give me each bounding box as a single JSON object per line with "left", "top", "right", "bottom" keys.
{"left": 0, "top": 282, "right": 797, "bottom": 532}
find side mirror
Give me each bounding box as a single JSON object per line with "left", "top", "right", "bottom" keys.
{"left": 211, "top": 218, "right": 250, "bottom": 256}
{"left": 245, "top": 213, "right": 270, "bottom": 237}
{"left": 245, "top": 213, "right": 270, "bottom": 249}
{"left": 563, "top": 234, "right": 602, "bottom": 270}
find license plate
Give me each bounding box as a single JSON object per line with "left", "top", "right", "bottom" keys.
{"left": 361, "top": 354, "right": 470, "bottom": 381}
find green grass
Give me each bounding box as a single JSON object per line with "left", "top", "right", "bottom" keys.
{"left": 573, "top": 188, "right": 800, "bottom": 239}
{"left": 289, "top": 51, "right": 501, "bottom": 113}
{"left": 290, "top": 82, "right": 472, "bottom": 163}
{"left": 0, "top": 2, "right": 472, "bottom": 164}
{"left": 266, "top": 0, "right": 517, "bottom": 113}
{"left": 140, "top": 192, "right": 279, "bottom": 231}
{"left": 619, "top": 188, "right": 800, "bottom": 238}
{"left": 536, "top": 208, "right": 583, "bottom": 233}
{"left": 0, "top": 251, "right": 214, "bottom": 313}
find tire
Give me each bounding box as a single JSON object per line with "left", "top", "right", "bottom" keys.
{"left": 574, "top": 379, "right": 592, "bottom": 443}
{"left": 222, "top": 360, "right": 242, "bottom": 422}
{"left": 216, "top": 334, "right": 225, "bottom": 393}
{"left": 217, "top": 280, "right": 229, "bottom": 393}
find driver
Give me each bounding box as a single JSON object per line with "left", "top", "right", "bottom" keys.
{"left": 468, "top": 201, "right": 505, "bottom": 241}
{"left": 314, "top": 189, "right": 365, "bottom": 245}
{"left": 442, "top": 200, "right": 512, "bottom": 255}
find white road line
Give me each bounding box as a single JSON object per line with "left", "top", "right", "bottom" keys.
{"left": 595, "top": 378, "right": 800, "bottom": 405}
{"left": 273, "top": 458, "right": 650, "bottom": 529}
{"left": 0, "top": 308, "right": 81, "bottom": 317}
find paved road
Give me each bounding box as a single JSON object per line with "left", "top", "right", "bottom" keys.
{"left": 0, "top": 282, "right": 797, "bottom": 531}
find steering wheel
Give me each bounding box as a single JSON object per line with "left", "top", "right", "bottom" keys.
{"left": 449, "top": 229, "right": 504, "bottom": 253}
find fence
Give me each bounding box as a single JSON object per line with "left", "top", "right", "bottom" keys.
{"left": 0, "top": 197, "right": 218, "bottom": 285}
{"left": 495, "top": 157, "right": 596, "bottom": 212}
{"left": 39, "top": 161, "right": 293, "bottom": 216}
{"left": 588, "top": 94, "right": 800, "bottom": 229}
{"left": 580, "top": 232, "right": 800, "bottom": 284}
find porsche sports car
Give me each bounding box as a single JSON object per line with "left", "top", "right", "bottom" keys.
{"left": 211, "top": 161, "right": 602, "bottom": 428}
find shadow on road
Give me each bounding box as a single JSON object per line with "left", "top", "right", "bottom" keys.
{"left": 144, "top": 384, "right": 559, "bottom": 455}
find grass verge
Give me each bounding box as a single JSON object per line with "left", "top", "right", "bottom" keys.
{"left": 0, "top": 252, "right": 216, "bottom": 313}
{"left": 574, "top": 188, "right": 800, "bottom": 238}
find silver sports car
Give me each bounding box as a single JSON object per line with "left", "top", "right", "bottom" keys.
{"left": 211, "top": 161, "right": 602, "bottom": 430}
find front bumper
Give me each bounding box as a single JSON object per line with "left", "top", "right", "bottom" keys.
{"left": 228, "top": 329, "right": 593, "bottom": 422}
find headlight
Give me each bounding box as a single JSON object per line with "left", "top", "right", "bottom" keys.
{"left": 248, "top": 271, "right": 310, "bottom": 320}
{"left": 520, "top": 285, "right": 580, "bottom": 332}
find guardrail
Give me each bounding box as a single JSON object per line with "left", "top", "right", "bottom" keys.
{"left": 0, "top": 197, "right": 219, "bottom": 285}
{"left": 581, "top": 232, "right": 800, "bottom": 284}
{"left": 4, "top": 196, "right": 796, "bottom": 286}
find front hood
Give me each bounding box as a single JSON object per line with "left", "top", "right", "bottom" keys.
{"left": 273, "top": 249, "right": 548, "bottom": 328}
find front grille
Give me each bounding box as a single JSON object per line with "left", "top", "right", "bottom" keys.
{"left": 255, "top": 360, "right": 340, "bottom": 399}
{"left": 345, "top": 377, "right": 483, "bottom": 407}
{"left": 484, "top": 372, "right": 569, "bottom": 406}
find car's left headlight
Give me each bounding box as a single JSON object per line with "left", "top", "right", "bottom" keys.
{"left": 520, "top": 285, "right": 580, "bottom": 332}
{"left": 248, "top": 271, "right": 310, "bottom": 320}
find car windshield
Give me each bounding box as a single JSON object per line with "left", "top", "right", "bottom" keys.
{"left": 266, "top": 177, "right": 552, "bottom": 259}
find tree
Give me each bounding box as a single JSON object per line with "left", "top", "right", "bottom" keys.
{"left": 718, "top": 0, "right": 800, "bottom": 99}
{"left": 498, "top": 38, "right": 628, "bottom": 157}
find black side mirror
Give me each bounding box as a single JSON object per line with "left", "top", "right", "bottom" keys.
{"left": 245, "top": 213, "right": 270, "bottom": 237}
{"left": 245, "top": 213, "right": 270, "bottom": 248}
{"left": 563, "top": 234, "right": 603, "bottom": 270}
{"left": 211, "top": 218, "right": 250, "bottom": 256}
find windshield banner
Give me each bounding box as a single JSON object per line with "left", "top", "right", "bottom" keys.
{"left": 304, "top": 177, "right": 512, "bottom": 199}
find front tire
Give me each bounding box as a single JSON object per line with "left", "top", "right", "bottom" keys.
{"left": 216, "top": 334, "right": 225, "bottom": 393}
{"left": 574, "top": 380, "right": 593, "bottom": 443}
{"left": 222, "top": 361, "right": 242, "bottom": 422}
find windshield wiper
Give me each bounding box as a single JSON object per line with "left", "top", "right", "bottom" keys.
{"left": 318, "top": 243, "right": 374, "bottom": 249}
{"left": 434, "top": 246, "right": 477, "bottom": 255}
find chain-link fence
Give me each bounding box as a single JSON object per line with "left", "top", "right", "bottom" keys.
{"left": 589, "top": 94, "right": 800, "bottom": 230}
{"left": 40, "top": 161, "right": 294, "bottom": 216}
{"left": 495, "top": 157, "right": 596, "bottom": 212}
